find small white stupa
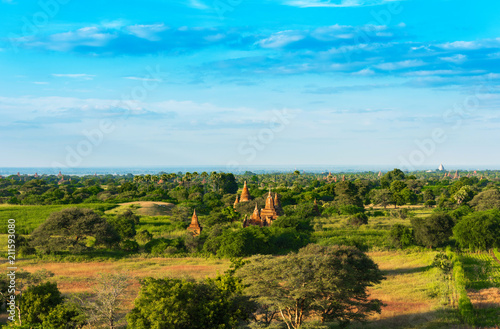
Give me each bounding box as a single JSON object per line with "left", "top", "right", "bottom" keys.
{"left": 437, "top": 163, "right": 445, "bottom": 171}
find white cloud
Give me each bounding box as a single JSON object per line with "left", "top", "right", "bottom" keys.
{"left": 187, "top": 0, "right": 209, "bottom": 9}
{"left": 375, "top": 59, "right": 425, "bottom": 71}
{"left": 126, "top": 24, "right": 169, "bottom": 41}
{"left": 403, "top": 70, "right": 458, "bottom": 76}
{"left": 33, "top": 81, "right": 49, "bottom": 85}
{"left": 34, "top": 27, "right": 117, "bottom": 52}
{"left": 52, "top": 74, "right": 96, "bottom": 80}
{"left": 281, "top": 0, "right": 403, "bottom": 8}
{"left": 439, "top": 38, "right": 500, "bottom": 50}
{"left": 352, "top": 68, "right": 375, "bottom": 76}
{"left": 258, "top": 30, "right": 305, "bottom": 48}
{"left": 440, "top": 54, "right": 467, "bottom": 64}
{"left": 124, "top": 77, "right": 162, "bottom": 82}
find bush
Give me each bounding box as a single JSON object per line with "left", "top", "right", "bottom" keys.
{"left": 135, "top": 229, "right": 153, "bottom": 244}
{"left": 20, "top": 282, "right": 63, "bottom": 324}
{"left": 42, "top": 302, "right": 86, "bottom": 329}
{"left": 145, "top": 238, "right": 185, "bottom": 255}
{"left": 411, "top": 213, "right": 454, "bottom": 248}
{"left": 390, "top": 208, "right": 409, "bottom": 219}
{"left": 18, "top": 245, "right": 37, "bottom": 257}
{"left": 432, "top": 252, "right": 452, "bottom": 273}
{"left": 204, "top": 226, "right": 310, "bottom": 258}
{"left": 348, "top": 213, "right": 368, "bottom": 227}
{"left": 338, "top": 205, "right": 364, "bottom": 215}
{"left": 120, "top": 240, "right": 139, "bottom": 252}
{"left": 387, "top": 224, "right": 414, "bottom": 249}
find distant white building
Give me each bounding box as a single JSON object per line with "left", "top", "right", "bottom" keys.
{"left": 437, "top": 163, "right": 445, "bottom": 171}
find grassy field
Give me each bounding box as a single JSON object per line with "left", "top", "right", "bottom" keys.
{"left": 460, "top": 252, "right": 500, "bottom": 327}
{"left": 0, "top": 256, "right": 230, "bottom": 325}
{"left": 349, "top": 251, "right": 463, "bottom": 329}
{"left": 0, "top": 203, "right": 118, "bottom": 234}
{"left": 0, "top": 250, "right": 463, "bottom": 328}
{"left": 312, "top": 213, "right": 412, "bottom": 250}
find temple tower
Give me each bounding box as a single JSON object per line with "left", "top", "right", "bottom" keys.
{"left": 187, "top": 209, "right": 202, "bottom": 236}
{"left": 240, "top": 181, "right": 250, "bottom": 202}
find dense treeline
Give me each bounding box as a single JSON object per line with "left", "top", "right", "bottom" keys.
{"left": 5, "top": 168, "right": 500, "bottom": 258}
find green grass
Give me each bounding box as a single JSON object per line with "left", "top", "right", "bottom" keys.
{"left": 0, "top": 204, "right": 118, "bottom": 234}
{"left": 136, "top": 216, "right": 187, "bottom": 238}
{"left": 461, "top": 252, "right": 500, "bottom": 289}
{"left": 459, "top": 251, "right": 500, "bottom": 327}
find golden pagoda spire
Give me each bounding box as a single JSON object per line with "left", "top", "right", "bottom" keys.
{"left": 187, "top": 209, "right": 202, "bottom": 236}
{"left": 240, "top": 181, "right": 250, "bottom": 202}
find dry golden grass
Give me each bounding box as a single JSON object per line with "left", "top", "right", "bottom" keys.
{"left": 106, "top": 201, "right": 174, "bottom": 216}
{"left": 468, "top": 288, "right": 500, "bottom": 309}
{"left": 1, "top": 257, "right": 229, "bottom": 312}
{"left": 350, "top": 251, "right": 448, "bottom": 328}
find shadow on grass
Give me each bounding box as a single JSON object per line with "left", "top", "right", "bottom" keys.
{"left": 345, "top": 309, "right": 471, "bottom": 329}
{"left": 382, "top": 265, "right": 432, "bottom": 276}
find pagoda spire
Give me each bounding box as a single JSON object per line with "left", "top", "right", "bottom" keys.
{"left": 240, "top": 181, "right": 250, "bottom": 202}
{"left": 187, "top": 209, "right": 202, "bottom": 236}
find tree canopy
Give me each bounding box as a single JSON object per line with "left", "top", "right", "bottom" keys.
{"left": 453, "top": 210, "right": 500, "bottom": 251}
{"left": 31, "top": 207, "right": 120, "bottom": 253}
{"left": 237, "top": 244, "right": 384, "bottom": 329}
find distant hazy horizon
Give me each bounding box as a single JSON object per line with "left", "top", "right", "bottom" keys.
{"left": 1, "top": 164, "right": 499, "bottom": 176}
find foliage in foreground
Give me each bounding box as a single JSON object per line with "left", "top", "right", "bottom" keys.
{"left": 237, "top": 244, "right": 385, "bottom": 329}
{"left": 127, "top": 273, "right": 254, "bottom": 328}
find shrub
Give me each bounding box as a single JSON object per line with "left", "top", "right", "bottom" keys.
{"left": 411, "top": 213, "right": 454, "bottom": 248}
{"left": 120, "top": 240, "right": 139, "bottom": 252}
{"left": 348, "top": 213, "right": 368, "bottom": 227}
{"left": 387, "top": 224, "right": 414, "bottom": 249}
{"left": 135, "top": 230, "right": 153, "bottom": 244}
{"left": 338, "top": 205, "right": 364, "bottom": 215}
{"left": 453, "top": 210, "right": 500, "bottom": 251}
{"left": 145, "top": 238, "right": 185, "bottom": 255}
{"left": 432, "top": 252, "right": 452, "bottom": 273}
{"left": 390, "top": 208, "right": 409, "bottom": 219}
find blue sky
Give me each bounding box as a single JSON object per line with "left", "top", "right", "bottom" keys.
{"left": 1, "top": 0, "right": 500, "bottom": 171}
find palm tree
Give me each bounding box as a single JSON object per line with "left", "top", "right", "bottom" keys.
{"left": 144, "top": 174, "right": 152, "bottom": 192}
{"left": 152, "top": 175, "right": 159, "bottom": 187}
{"left": 133, "top": 175, "right": 143, "bottom": 189}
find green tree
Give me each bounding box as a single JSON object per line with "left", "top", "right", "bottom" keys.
{"left": 20, "top": 282, "right": 63, "bottom": 325}
{"left": 411, "top": 213, "right": 454, "bottom": 248}
{"left": 108, "top": 211, "right": 138, "bottom": 240}
{"left": 452, "top": 185, "right": 474, "bottom": 205}
{"left": 334, "top": 181, "right": 363, "bottom": 208}
{"left": 369, "top": 189, "right": 392, "bottom": 209}
{"left": 469, "top": 189, "right": 500, "bottom": 211}
{"left": 42, "top": 302, "right": 86, "bottom": 329}
{"left": 127, "top": 277, "right": 252, "bottom": 329}
{"left": 387, "top": 224, "right": 414, "bottom": 248}
{"left": 30, "top": 208, "right": 120, "bottom": 253}
{"left": 237, "top": 244, "right": 384, "bottom": 329}
{"left": 453, "top": 210, "right": 500, "bottom": 251}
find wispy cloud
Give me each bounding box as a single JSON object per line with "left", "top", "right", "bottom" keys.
{"left": 280, "top": 0, "right": 404, "bottom": 8}
{"left": 124, "top": 76, "right": 162, "bottom": 82}
{"left": 375, "top": 59, "right": 426, "bottom": 71}
{"left": 52, "top": 74, "right": 96, "bottom": 80}
{"left": 17, "top": 24, "right": 255, "bottom": 55}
